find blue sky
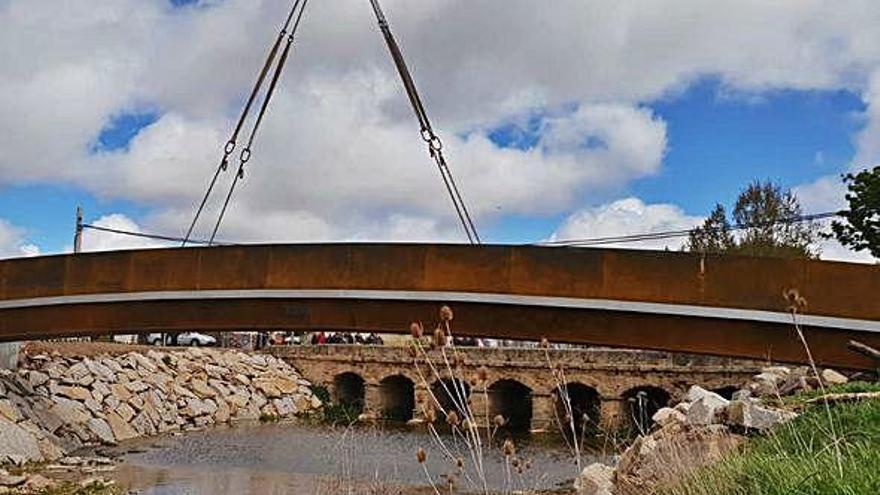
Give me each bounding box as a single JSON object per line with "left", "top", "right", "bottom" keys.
{"left": 0, "top": 79, "right": 865, "bottom": 251}
{"left": 483, "top": 80, "right": 864, "bottom": 243}
{"left": 1, "top": 1, "right": 878, "bottom": 262}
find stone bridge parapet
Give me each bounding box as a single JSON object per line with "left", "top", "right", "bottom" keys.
{"left": 270, "top": 345, "right": 765, "bottom": 431}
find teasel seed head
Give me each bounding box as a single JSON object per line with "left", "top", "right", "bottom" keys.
{"left": 493, "top": 414, "right": 506, "bottom": 427}
{"left": 410, "top": 322, "right": 424, "bottom": 339}
{"left": 434, "top": 327, "right": 447, "bottom": 348}
{"left": 476, "top": 366, "right": 489, "bottom": 383}
{"left": 416, "top": 447, "right": 427, "bottom": 464}
{"left": 439, "top": 305, "right": 454, "bottom": 322}
{"left": 502, "top": 438, "right": 516, "bottom": 457}
{"left": 446, "top": 410, "right": 460, "bottom": 427}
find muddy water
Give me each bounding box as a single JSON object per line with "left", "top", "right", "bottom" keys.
{"left": 113, "top": 422, "right": 602, "bottom": 494}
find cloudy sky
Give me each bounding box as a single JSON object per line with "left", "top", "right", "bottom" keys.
{"left": 0, "top": 0, "right": 878, "bottom": 262}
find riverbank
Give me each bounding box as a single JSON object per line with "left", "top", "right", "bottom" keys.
{"left": 0, "top": 342, "right": 322, "bottom": 493}
{"left": 573, "top": 365, "right": 879, "bottom": 495}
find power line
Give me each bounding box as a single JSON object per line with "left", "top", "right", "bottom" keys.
{"left": 540, "top": 211, "right": 842, "bottom": 247}
{"left": 82, "top": 224, "right": 233, "bottom": 246}
{"left": 83, "top": 210, "right": 843, "bottom": 250}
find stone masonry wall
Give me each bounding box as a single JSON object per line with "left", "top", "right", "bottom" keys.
{"left": 0, "top": 347, "right": 321, "bottom": 466}
{"left": 272, "top": 345, "right": 763, "bottom": 429}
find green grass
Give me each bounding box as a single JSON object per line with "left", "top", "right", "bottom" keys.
{"left": 37, "top": 481, "right": 124, "bottom": 495}
{"left": 663, "top": 389, "right": 880, "bottom": 495}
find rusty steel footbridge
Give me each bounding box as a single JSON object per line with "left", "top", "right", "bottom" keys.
{"left": 0, "top": 244, "right": 877, "bottom": 370}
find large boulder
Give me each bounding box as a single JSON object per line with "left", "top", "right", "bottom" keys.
{"left": 574, "top": 462, "right": 615, "bottom": 495}
{"left": 0, "top": 417, "right": 42, "bottom": 465}
{"left": 821, "top": 369, "right": 848, "bottom": 386}
{"left": 651, "top": 407, "right": 686, "bottom": 428}
{"left": 725, "top": 400, "right": 797, "bottom": 431}
{"left": 616, "top": 424, "right": 743, "bottom": 493}
{"left": 685, "top": 388, "right": 729, "bottom": 426}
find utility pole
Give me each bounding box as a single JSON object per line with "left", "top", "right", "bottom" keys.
{"left": 73, "top": 205, "right": 83, "bottom": 254}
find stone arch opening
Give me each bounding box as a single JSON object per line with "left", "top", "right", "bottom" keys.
{"left": 623, "top": 386, "right": 670, "bottom": 433}
{"left": 712, "top": 386, "right": 739, "bottom": 400}
{"left": 554, "top": 383, "right": 601, "bottom": 434}
{"left": 488, "top": 379, "right": 533, "bottom": 431}
{"left": 379, "top": 375, "right": 415, "bottom": 421}
{"left": 332, "top": 372, "right": 365, "bottom": 413}
{"left": 430, "top": 378, "right": 471, "bottom": 418}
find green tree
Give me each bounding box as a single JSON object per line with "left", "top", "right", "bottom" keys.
{"left": 830, "top": 166, "right": 880, "bottom": 258}
{"left": 686, "top": 204, "right": 735, "bottom": 254}
{"left": 685, "top": 181, "right": 818, "bottom": 258}
{"left": 731, "top": 181, "right": 817, "bottom": 258}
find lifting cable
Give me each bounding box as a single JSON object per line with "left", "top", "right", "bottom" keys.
{"left": 367, "top": 0, "right": 481, "bottom": 244}
{"left": 185, "top": 0, "right": 480, "bottom": 246}
{"left": 182, "top": 0, "right": 309, "bottom": 246}
{"left": 370, "top": 0, "right": 480, "bottom": 244}
{"left": 208, "top": 0, "right": 309, "bottom": 245}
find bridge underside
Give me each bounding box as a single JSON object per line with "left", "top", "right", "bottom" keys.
{"left": 0, "top": 244, "right": 877, "bottom": 369}
{"left": 0, "top": 297, "right": 874, "bottom": 369}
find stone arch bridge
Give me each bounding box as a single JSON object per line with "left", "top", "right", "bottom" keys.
{"left": 271, "top": 345, "right": 764, "bottom": 431}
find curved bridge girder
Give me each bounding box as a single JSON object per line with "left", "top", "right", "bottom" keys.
{"left": 0, "top": 244, "right": 877, "bottom": 369}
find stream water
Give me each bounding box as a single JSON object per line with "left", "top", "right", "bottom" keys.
{"left": 110, "top": 422, "right": 603, "bottom": 494}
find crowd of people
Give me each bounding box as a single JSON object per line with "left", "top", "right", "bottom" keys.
{"left": 309, "top": 332, "right": 384, "bottom": 345}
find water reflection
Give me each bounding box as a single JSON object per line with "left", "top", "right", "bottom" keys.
{"left": 114, "top": 422, "right": 599, "bottom": 494}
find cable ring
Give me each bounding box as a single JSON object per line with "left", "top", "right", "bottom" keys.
{"left": 420, "top": 128, "right": 433, "bottom": 142}
{"left": 430, "top": 136, "right": 443, "bottom": 151}
{"left": 224, "top": 141, "right": 236, "bottom": 154}
{"left": 240, "top": 148, "right": 251, "bottom": 163}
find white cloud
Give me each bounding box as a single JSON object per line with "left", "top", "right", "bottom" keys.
{"left": 549, "top": 197, "right": 702, "bottom": 251}
{"left": 80, "top": 214, "right": 169, "bottom": 252}
{"left": 0, "top": 219, "right": 40, "bottom": 259}
{"left": 3, "top": 1, "right": 880, "bottom": 244}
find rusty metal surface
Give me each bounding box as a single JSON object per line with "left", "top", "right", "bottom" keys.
{"left": 0, "top": 244, "right": 877, "bottom": 369}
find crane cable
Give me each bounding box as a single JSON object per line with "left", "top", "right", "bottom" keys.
{"left": 208, "top": 0, "right": 309, "bottom": 245}
{"left": 367, "top": 0, "right": 481, "bottom": 244}
{"left": 182, "top": 0, "right": 308, "bottom": 246}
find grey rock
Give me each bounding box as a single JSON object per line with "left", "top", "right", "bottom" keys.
{"left": 105, "top": 412, "right": 138, "bottom": 442}
{"left": 26, "top": 371, "right": 49, "bottom": 388}
{"left": 0, "top": 417, "right": 42, "bottom": 464}
{"left": 574, "top": 462, "right": 615, "bottom": 495}
{"left": 85, "top": 418, "right": 116, "bottom": 445}
{"left": 821, "top": 369, "right": 848, "bottom": 386}
{"left": 686, "top": 394, "right": 729, "bottom": 426}
{"left": 726, "top": 400, "right": 797, "bottom": 431}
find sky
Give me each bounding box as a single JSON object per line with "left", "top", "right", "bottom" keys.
{"left": 0, "top": 0, "right": 878, "bottom": 263}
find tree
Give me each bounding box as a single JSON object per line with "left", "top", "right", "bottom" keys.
{"left": 686, "top": 204, "right": 735, "bottom": 254}
{"left": 685, "top": 181, "right": 818, "bottom": 258}
{"left": 731, "top": 181, "right": 817, "bottom": 258}
{"left": 830, "top": 166, "right": 880, "bottom": 258}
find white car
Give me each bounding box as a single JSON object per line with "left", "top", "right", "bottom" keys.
{"left": 177, "top": 332, "right": 217, "bottom": 347}
{"left": 146, "top": 332, "right": 216, "bottom": 347}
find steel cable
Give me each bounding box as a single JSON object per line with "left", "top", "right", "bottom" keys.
{"left": 208, "top": 0, "right": 309, "bottom": 245}
{"left": 182, "top": 0, "right": 305, "bottom": 247}
{"left": 368, "top": 0, "right": 481, "bottom": 244}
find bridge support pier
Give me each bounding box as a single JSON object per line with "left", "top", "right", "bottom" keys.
{"left": 364, "top": 383, "right": 382, "bottom": 418}
{"left": 599, "top": 397, "right": 624, "bottom": 430}
{"left": 530, "top": 393, "right": 555, "bottom": 432}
